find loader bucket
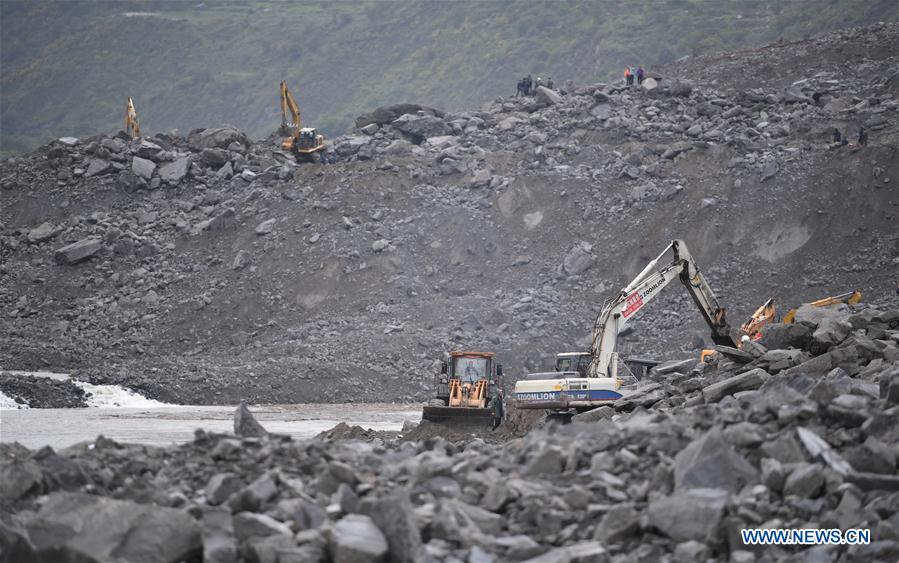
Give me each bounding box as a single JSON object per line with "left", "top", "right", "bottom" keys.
{"left": 421, "top": 406, "right": 494, "bottom": 430}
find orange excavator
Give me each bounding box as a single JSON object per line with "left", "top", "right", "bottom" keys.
{"left": 422, "top": 351, "right": 503, "bottom": 429}
{"left": 279, "top": 80, "right": 325, "bottom": 162}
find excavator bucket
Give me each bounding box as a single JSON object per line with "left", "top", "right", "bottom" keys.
{"left": 421, "top": 405, "right": 494, "bottom": 430}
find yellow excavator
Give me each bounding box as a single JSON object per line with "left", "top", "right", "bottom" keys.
{"left": 279, "top": 81, "right": 325, "bottom": 162}
{"left": 700, "top": 291, "right": 861, "bottom": 362}
{"left": 422, "top": 351, "right": 503, "bottom": 429}
{"left": 125, "top": 97, "right": 140, "bottom": 138}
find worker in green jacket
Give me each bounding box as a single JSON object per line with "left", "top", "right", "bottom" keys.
{"left": 490, "top": 392, "right": 504, "bottom": 430}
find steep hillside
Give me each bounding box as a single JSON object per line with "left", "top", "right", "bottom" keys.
{"left": 1, "top": 23, "right": 898, "bottom": 404}
{"left": 3, "top": 0, "right": 899, "bottom": 157}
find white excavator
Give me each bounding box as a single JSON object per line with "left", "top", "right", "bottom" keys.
{"left": 514, "top": 239, "right": 742, "bottom": 414}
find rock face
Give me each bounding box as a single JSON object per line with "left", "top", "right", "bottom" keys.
{"left": 54, "top": 237, "right": 102, "bottom": 264}
{"left": 158, "top": 156, "right": 190, "bottom": 184}
{"left": 674, "top": 428, "right": 759, "bottom": 492}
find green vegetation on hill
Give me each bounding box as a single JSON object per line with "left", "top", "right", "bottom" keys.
{"left": 2, "top": 0, "right": 898, "bottom": 156}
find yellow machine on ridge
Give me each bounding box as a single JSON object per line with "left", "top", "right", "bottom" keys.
{"left": 279, "top": 81, "right": 325, "bottom": 161}
{"left": 125, "top": 97, "right": 140, "bottom": 138}
{"left": 422, "top": 351, "right": 503, "bottom": 429}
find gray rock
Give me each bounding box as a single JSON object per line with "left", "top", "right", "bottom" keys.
{"left": 593, "top": 503, "right": 640, "bottom": 543}
{"left": 232, "top": 512, "right": 292, "bottom": 542}
{"left": 255, "top": 219, "right": 276, "bottom": 235}
{"left": 366, "top": 490, "right": 423, "bottom": 563}
{"left": 360, "top": 123, "right": 379, "bottom": 135}
{"left": 674, "top": 427, "right": 758, "bottom": 492}
{"left": 535, "top": 86, "right": 563, "bottom": 105}
{"left": 24, "top": 492, "right": 200, "bottom": 563}
{"left": 200, "top": 148, "right": 229, "bottom": 168}
{"left": 131, "top": 156, "right": 157, "bottom": 180}
{"left": 231, "top": 250, "right": 250, "bottom": 270}
{"left": 355, "top": 103, "right": 441, "bottom": 128}
{"left": 783, "top": 86, "right": 811, "bottom": 103}
{"left": 673, "top": 540, "right": 709, "bottom": 563}
{"left": 234, "top": 400, "right": 268, "bottom": 438}
{"left": 760, "top": 160, "right": 778, "bottom": 182}
{"left": 228, "top": 472, "right": 278, "bottom": 513}
{"left": 206, "top": 472, "right": 242, "bottom": 505}
{"left": 561, "top": 244, "right": 595, "bottom": 276}
{"left": 27, "top": 222, "right": 58, "bottom": 243}
{"left": 648, "top": 488, "right": 728, "bottom": 541}
{"left": 846, "top": 437, "right": 897, "bottom": 475}
{"left": 641, "top": 77, "right": 658, "bottom": 92}
{"left": 159, "top": 157, "right": 190, "bottom": 184}
{"left": 202, "top": 506, "right": 237, "bottom": 563}
{"left": 524, "top": 444, "right": 563, "bottom": 476}
{"left": 0, "top": 458, "right": 42, "bottom": 500}
{"left": 782, "top": 463, "right": 825, "bottom": 498}
{"left": 759, "top": 323, "right": 812, "bottom": 350}
{"left": 329, "top": 514, "right": 388, "bottom": 563}
{"left": 135, "top": 140, "right": 163, "bottom": 159}
{"left": 701, "top": 368, "right": 769, "bottom": 402}
{"left": 54, "top": 237, "right": 102, "bottom": 265}
{"left": 761, "top": 457, "right": 786, "bottom": 493}
{"left": 392, "top": 114, "right": 451, "bottom": 143}
{"left": 188, "top": 126, "right": 249, "bottom": 151}
{"left": 85, "top": 158, "right": 113, "bottom": 177}
{"left": 668, "top": 79, "right": 693, "bottom": 97}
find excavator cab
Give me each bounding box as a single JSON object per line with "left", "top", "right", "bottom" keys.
{"left": 279, "top": 81, "right": 325, "bottom": 161}
{"left": 423, "top": 351, "right": 503, "bottom": 429}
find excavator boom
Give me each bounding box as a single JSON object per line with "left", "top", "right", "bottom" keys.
{"left": 125, "top": 97, "right": 140, "bottom": 138}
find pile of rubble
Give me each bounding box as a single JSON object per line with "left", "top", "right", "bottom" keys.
{"left": 2, "top": 302, "right": 897, "bottom": 561}
{"left": 1, "top": 23, "right": 897, "bottom": 405}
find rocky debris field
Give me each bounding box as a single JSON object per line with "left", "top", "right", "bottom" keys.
{"left": 1, "top": 23, "right": 898, "bottom": 405}
{"left": 2, "top": 302, "right": 898, "bottom": 562}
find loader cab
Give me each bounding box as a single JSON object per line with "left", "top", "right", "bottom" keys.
{"left": 435, "top": 351, "right": 502, "bottom": 405}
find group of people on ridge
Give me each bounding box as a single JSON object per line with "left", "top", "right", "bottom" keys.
{"left": 832, "top": 127, "right": 867, "bottom": 147}
{"left": 624, "top": 66, "right": 645, "bottom": 86}
{"left": 516, "top": 74, "right": 554, "bottom": 97}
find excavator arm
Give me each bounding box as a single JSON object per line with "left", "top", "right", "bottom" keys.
{"left": 588, "top": 239, "right": 737, "bottom": 379}
{"left": 280, "top": 81, "right": 301, "bottom": 132}
{"left": 125, "top": 97, "right": 140, "bottom": 138}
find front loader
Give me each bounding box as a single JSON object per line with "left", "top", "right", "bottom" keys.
{"left": 422, "top": 351, "right": 503, "bottom": 430}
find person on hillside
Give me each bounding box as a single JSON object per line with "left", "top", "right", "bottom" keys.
{"left": 858, "top": 127, "right": 868, "bottom": 147}
{"left": 516, "top": 77, "right": 525, "bottom": 97}
{"left": 546, "top": 77, "right": 554, "bottom": 90}
{"left": 624, "top": 67, "right": 632, "bottom": 86}
{"left": 526, "top": 74, "right": 533, "bottom": 96}
{"left": 637, "top": 66, "right": 645, "bottom": 84}
{"left": 535, "top": 76, "right": 543, "bottom": 91}
{"left": 833, "top": 128, "right": 846, "bottom": 146}
{"left": 630, "top": 66, "right": 637, "bottom": 86}
{"left": 489, "top": 392, "right": 504, "bottom": 430}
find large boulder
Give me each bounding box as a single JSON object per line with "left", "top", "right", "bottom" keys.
{"left": 158, "top": 157, "right": 190, "bottom": 185}
{"left": 759, "top": 322, "right": 812, "bottom": 350}
{"left": 365, "top": 489, "right": 423, "bottom": 563}
{"left": 392, "top": 114, "right": 452, "bottom": 144}
{"left": 648, "top": 488, "right": 729, "bottom": 541}
{"left": 23, "top": 492, "right": 201, "bottom": 563}
{"left": 234, "top": 400, "right": 268, "bottom": 438}
{"left": 560, "top": 243, "right": 596, "bottom": 276}
{"left": 27, "top": 222, "right": 58, "bottom": 243}
{"left": 701, "top": 368, "right": 769, "bottom": 403}
{"left": 202, "top": 506, "right": 237, "bottom": 563}
{"left": 535, "top": 85, "right": 563, "bottom": 105}
{"left": 329, "top": 514, "right": 388, "bottom": 563}
{"left": 674, "top": 427, "right": 759, "bottom": 492}
{"left": 85, "top": 158, "right": 114, "bottom": 177}
{"left": 131, "top": 156, "right": 156, "bottom": 180}
{"left": 354, "top": 104, "right": 443, "bottom": 129}
{"left": 188, "top": 126, "right": 249, "bottom": 151}
{"left": 54, "top": 237, "right": 102, "bottom": 265}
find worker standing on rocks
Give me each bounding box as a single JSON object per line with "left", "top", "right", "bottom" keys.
{"left": 858, "top": 127, "right": 868, "bottom": 146}
{"left": 490, "top": 391, "right": 504, "bottom": 430}
{"left": 547, "top": 77, "right": 554, "bottom": 90}
{"left": 624, "top": 66, "right": 632, "bottom": 86}
{"left": 526, "top": 74, "right": 533, "bottom": 96}
{"left": 637, "top": 66, "right": 645, "bottom": 84}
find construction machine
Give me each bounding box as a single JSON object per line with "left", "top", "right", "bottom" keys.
{"left": 422, "top": 351, "right": 503, "bottom": 429}
{"left": 700, "top": 297, "right": 776, "bottom": 362}
{"left": 783, "top": 291, "right": 861, "bottom": 324}
{"left": 279, "top": 81, "right": 325, "bottom": 162}
{"left": 125, "top": 97, "right": 140, "bottom": 138}
{"left": 515, "top": 239, "right": 741, "bottom": 413}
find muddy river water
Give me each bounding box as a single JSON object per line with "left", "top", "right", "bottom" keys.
{"left": 0, "top": 403, "right": 422, "bottom": 450}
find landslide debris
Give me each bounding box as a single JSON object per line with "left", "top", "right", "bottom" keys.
{"left": 2, "top": 302, "right": 898, "bottom": 561}
{"left": 1, "top": 23, "right": 898, "bottom": 405}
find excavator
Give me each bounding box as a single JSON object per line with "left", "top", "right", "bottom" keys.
{"left": 422, "top": 351, "right": 503, "bottom": 429}
{"left": 515, "top": 239, "right": 741, "bottom": 413}
{"left": 700, "top": 297, "right": 776, "bottom": 362}
{"left": 279, "top": 80, "right": 325, "bottom": 162}
{"left": 125, "top": 97, "right": 140, "bottom": 138}
{"left": 783, "top": 291, "right": 861, "bottom": 323}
